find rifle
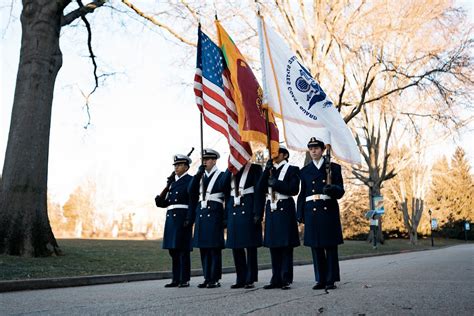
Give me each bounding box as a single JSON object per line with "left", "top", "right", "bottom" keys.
{"left": 157, "top": 147, "right": 195, "bottom": 201}
{"left": 324, "top": 145, "right": 332, "bottom": 185}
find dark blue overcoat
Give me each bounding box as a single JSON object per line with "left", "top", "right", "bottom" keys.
{"left": 222, "top": 163, "right": 263, "bottom": 249}
{"left": 155, "top": 174, "right": 193, "bottom": 251}
{"left": 296, "top": 161, "right": 344, "bottom": 247}
{"left": 188, "top": 170, "right": 226, "bottom": 249}
{"left": 256, "top": 163, "right": 301, "bottom": 248}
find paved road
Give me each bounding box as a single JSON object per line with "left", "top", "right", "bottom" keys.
{"left": 1, "top": 244, "right": 473, "bottom": 315}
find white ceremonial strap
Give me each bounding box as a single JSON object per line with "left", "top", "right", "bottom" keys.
{"left": 201, "top": 193, "right": 224, "bottom": 208}
{"left": 267, "top": 162, "right": 290, "bottom": 198}
{"left": 305, "top": 194, "right": 331, "bottom": 202}
{"left": 200, "top": 170, "right": 223, "bottom": 208}
{"left": 231, "top": 164, "right": 252, "bottom": 205}
{"left": 200, "top": 169, "right": 222, "bottom": 207}
{"left": 278, "top": 163, "right": 290, "bottom": 181}
{"left": 167, "top": 204, "right": 189, "bottom": 210}
{"left": 207, "top": 192, "right": 224, "bottom": 202}
{"left": 267, "top": 162, "right": 291, "bottom": 210}
{"left": 231, "top": 187, "right": 254, "bottom": 205}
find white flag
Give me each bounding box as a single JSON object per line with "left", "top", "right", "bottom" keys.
{"left": 257, "top": 16, "right": 361, "bottom": 165}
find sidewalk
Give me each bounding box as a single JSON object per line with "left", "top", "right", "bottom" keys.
{"left": 0, "top": 248, "right": 430, "bottom": 293}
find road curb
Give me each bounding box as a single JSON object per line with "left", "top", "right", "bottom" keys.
{"left": 0, "top": 247, "right": 434, "bottom": 293}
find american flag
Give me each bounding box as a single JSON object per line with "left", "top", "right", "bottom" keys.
{"left": 194, "top": 28, "right": 252, "bottom": 174}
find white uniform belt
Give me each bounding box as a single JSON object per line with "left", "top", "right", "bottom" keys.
{"left": 305, "top": 194, "right": 331, "bottom": 201}
{"left": 231, "top": 187, "right": 254, "bottom": 206}
{"left": 266, "top": 193, "right": 290, "bottom": 210}
{"left": 266, "top": 193, "right": 290, "bottom": 201}
{"left": 230, "top": 186, "right": 254, "bottom": 196}
{"left": 200, "top": 193, "right": 224, "bottom": 208}
{"left": 167, "top": 204, "right": 188, "bottom": 210}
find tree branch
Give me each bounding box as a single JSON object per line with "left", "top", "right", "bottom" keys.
{"left": 61, "top": 0, "right": 105, "bottom": 26}
{"left": 120, "top": 0, "right": 195, "bottom": 47}
{"left": 77, "top": 0, "right": 98, "bottom": 129}
{"left": 344, "top": 62, "right": 379, "bottom": 123}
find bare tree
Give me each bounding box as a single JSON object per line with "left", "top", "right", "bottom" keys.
{"left": 0, "top": 0, "right": 105, "bottom": 257}
{"left": 351, "top": 103, "right": 397, "bottom": 243}
{"left": 387, "top": 142, "right": 429, "bottom": 244}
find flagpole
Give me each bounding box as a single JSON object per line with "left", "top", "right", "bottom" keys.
{"left": 256, "top": 11, "right": 272, "bottom": 161}
{"left": 200, "top": 113, "right": 204, "bottom": 163}
{"left": 259, "top": 14, "right": 289, "bottom": 151}
{"left": 198, "top": 22, "right": 204, "bottom": 165}
{"left": 197, "top": 23, "right": 205, "bottom": 203}
{"left": 256, "top": 7, "right": 277, "bottom": 205}
{"left": 264, "top": 109, "right": 271, "bottom": 157}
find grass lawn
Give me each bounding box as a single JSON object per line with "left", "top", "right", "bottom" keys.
{"left": 0, "top": 238, "right": 467, "bottom": 281}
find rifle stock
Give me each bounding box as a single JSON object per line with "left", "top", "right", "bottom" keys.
{"left": 325, "top": 145, "right": 332, "bottom": 185}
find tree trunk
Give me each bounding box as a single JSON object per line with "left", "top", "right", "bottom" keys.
{"left": 367, "top": 184, "right": 384, "bottom": 244}
{"left": 0, "top": 0, "right": 67, "bottom": 256}
{"left": 409, "top": 229, "right": 418, "bottom": 245}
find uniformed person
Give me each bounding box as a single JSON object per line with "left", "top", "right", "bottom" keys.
{"left": 297, "top": 137, "right": 345, "bottom": 290}
{"left": 154, "top": 154, "right": 193, "bottom": 288}
{"left": 256, "top": 147, "right": 300, "bottom": 290}
{"left": 187, "top": 148, "right": 226, "bottom": 288}
{"left": 222, "top": 162, "right": 263, "bottom": 289}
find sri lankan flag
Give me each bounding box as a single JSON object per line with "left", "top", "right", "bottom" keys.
{"left": 216, "top": 21, "right": 279, "bottom": 158}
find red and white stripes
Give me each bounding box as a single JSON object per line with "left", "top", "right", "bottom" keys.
{"left": 194, "top": 68, "right": 252, "bottom": 174}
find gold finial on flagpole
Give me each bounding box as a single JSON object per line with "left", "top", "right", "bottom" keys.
{"left": 255, "top": 0, "right": 261, "bottom": 16}
{"left": 213, "top": 1, "right": 218, "bottom": 21}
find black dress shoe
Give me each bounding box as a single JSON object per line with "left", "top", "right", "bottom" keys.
{"left": 230, "top": 283, "right": 245, "bottom": 289}
{"left": 244, "top": 283, "right": 255, "bottom": 289}
{"left": 178, "top": 282, "right": 190, "bottom": 288}
{"left": 164, "top": 282, "right": 179, "bottom": 288}
{"left": 312, "top": 283, "right": 326, "bottom": 290}
{"left": 197, "top": 282, "right": 209, "bottom": 288}
{"left": 263, "top": 283, "right": 281, "bottom": 289}
{"left": 207, "top": 282, "right": 221, "bottom": 288}
{"left": 281, "top": 283, "right": 291, "bottom": 290}
{"left": 325, "top": 284, "right": 337, "bottom": 290}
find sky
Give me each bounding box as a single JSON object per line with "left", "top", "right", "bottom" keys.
{"left": 1, "top": 1, "right": 473, "bottom": 215}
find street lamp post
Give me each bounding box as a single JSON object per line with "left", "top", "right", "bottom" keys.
{"left": 464, "top": 219, "right": 469, "bottom": 243}
{"left": 428, "top": 209, "right": 434, "bottom": 247}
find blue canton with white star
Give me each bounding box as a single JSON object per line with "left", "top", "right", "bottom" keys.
{"left": 197, "top": 29, "right": 225, "bottom": 89}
